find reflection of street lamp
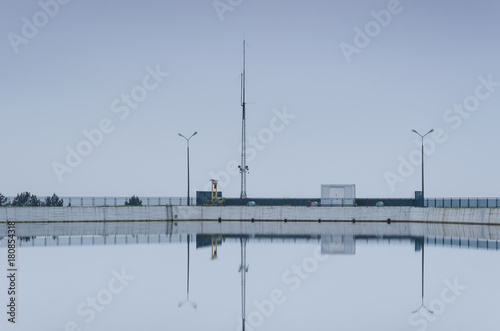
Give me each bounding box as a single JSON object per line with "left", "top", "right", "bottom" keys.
{"left": 412, "top": 129, "right": 434, "bottom": 207}
{"left": 239, "top": 237, "right": 249, "bottom": 331}
{"left": 179, "top": 234, "right": 197, "bottom": 309}
{"left": 412, "top": 239, "right": 433, "bottom": 315}
{"left": 178, "top": 132, "right": 197, "bottom": 206}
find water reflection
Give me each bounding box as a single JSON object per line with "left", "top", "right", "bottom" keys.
{"left": 412, "top": 240, "right": 433, "bottom": 315}
{"left": 3, "top": 220, "right": 500, "bottom": 247}
{"left": 1, "top": 221, "right": 500, "bottom": 330}
{"left": 239, "top": 237, "right": 249, "bottom": 331}
{"left": 178, "top": 234, "right": 197, "bottom": 309}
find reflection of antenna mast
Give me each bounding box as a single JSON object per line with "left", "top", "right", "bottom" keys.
{"left": 238, "top": 40, "right": 248, "bottom": 200}
{"left": 239, "top": 237, "right": 248, "bottom": 330}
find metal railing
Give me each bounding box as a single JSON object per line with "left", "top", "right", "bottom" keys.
{"left": 425, "top": 198, "right": 500, "bottom": 208}
{"left": 357, "top": 197, "right": 500, "bottom": 208}
{"left": 0, "top": 196, "right": 195, "bottom": 207}
{"left": 2, "top": 196, "right": 500, "bottom": 208}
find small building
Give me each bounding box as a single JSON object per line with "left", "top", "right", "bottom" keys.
{"left": 321, "top": 184, "right": 356, "bottom": 206}
{"left": 196, "top": 191, "right": 222, "bottom": 205}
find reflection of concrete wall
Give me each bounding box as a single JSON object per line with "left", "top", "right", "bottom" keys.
{"left": 0, "top": 233, "right": 189, "bottom": 248}
{"left": 321, "top": 235, "right": 355, "bottom": 255}
{"left": 3, "top": 233, "right": 500, "bottom": 251}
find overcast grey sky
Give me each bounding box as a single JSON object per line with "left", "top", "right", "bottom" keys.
{"left": 2, "top": 0, "right": 500, "bottom": 199}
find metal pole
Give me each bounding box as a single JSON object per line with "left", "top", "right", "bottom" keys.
{"left": 178, "top": 132, "right": 197, "bottom": 207}
{"left": 421, "top": 137, "right": 424, "bottom": 205}
{"left": 412, "top": 129, "right": 433, "bottom": 207}
{"left": 187, "top": 138, "right": 191, "bottom": 206}
{"left": 239, "top": 40, "right": 249, "bottom": 201}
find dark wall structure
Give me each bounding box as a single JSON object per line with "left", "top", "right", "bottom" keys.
{"left": 196, "top": 191, "right": 420, "bottom": 207}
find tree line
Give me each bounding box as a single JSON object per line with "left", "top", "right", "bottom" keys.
{"left": 0, "top": 192, "right": 63, "bottom": 206}
{"left": 0, "top": 193, "right": 143, "bottom": 206}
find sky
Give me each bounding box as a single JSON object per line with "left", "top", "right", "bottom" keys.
{"left": 1, "top": 0, "right": 500, "bottom": 199}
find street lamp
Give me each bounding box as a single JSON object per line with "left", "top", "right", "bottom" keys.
{"left": 411, "top": 129, "right": 433, "bottom": 207}
{"left": 178, "top": 132, "right": 197, "bottom": 206}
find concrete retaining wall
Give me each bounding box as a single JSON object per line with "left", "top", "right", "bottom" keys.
{"left": 174, "top": 206, "right": 500, "bottom": 225}
{"left": 0, "top": 206, "right": 168, "bottom": 222}
{"left": 1, "top": 206, "right": 500, "bottom": 224}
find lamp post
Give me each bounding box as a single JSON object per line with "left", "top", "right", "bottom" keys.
{"left": 178, "top": 132, "right": 197, "bottom": 206}
{"left": 412, "top": 129, "right": 433, "bottom": 207}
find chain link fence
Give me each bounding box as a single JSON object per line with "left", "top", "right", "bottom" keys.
{"left": 2, "top": 196, "right": 500, "bottom": 208}
{"left": 425, "top": 198, "right": 500, "bottom": 208}
{"left": 1, "top": 196, "right": 195, "bottom": 207}
{"left": 354, "top": 198, "right": 500, "bottom": 207}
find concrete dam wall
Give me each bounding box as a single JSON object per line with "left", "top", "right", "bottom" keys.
{"left": 1, "top": 206, "right": 500, "bottom": 225}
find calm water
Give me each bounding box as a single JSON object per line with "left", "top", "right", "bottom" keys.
{"left": 1, "top": 221, "right": 499, "bottom": 331}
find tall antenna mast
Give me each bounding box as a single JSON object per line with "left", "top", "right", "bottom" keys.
{"left": 239, "top": 40, "right": 248, "bottom": 200}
